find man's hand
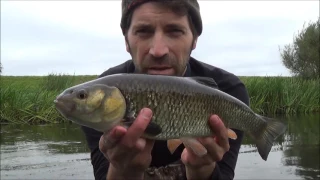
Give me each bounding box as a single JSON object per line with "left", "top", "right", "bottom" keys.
{"left": 99, "top": 108, "right": 155, "bottom": 179}
{"left": 181, "top": 115, "right": 230, "bottom": 180}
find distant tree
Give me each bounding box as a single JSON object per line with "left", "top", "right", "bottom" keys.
{"left": 0, "top": 62, "right": 2, "bottom": 74}
{"left": 279, "top": 17, "right": 320, "bottom": 79}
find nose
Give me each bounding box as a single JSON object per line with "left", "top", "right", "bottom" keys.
{"left": 149, "top": 33, "right": 169, "bottom": 58}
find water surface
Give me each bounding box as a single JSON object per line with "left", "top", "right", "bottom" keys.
{"left": 1, "top": 114, "right": 319, "bottom": 180}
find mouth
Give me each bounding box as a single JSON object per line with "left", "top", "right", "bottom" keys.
{"left": 147, "top": 66, "right": 174, "bottom": 75}
{"left": 54, "top": 98, "right": 75, "bottom": 114}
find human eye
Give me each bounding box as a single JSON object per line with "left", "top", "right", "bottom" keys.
{"left": 169, "top": 28, "right": 184, "bottom": 37}
{"left": 134, "top": 25, "right": 153, "bottom": 37}
{"left": 166, "top": 24, "right": 185, "bottom": 37}
{"left": 136, "top": 28, "right": 150, "bottom": 34}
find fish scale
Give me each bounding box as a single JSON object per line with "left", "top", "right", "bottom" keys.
{"left": 104, "top": 74, "right": 259, "bottom": 138}
{"left": 121, "top": 77, "right": 249, "bottom": 139}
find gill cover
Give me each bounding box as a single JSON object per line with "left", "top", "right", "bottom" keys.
{"left": 72, "top": 84, "right": 126, "bottom": 126}
{"left": 70, "top": 84, "right": 127, "bottom": 133}
{"left": 101, "top": 84, "right": 127, "bottom": 124}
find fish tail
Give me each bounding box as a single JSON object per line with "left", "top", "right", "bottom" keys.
{"left": 253, "top": 115, "right": 287, "bottom": 161}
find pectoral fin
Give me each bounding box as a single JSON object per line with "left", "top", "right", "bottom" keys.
{"left": 228, "top": 128, "right": 237, "bottom": 140}
{"left": 167, "top": 139, "right": 183, "bottom": 154}
{"left": 144, "top": 121, "right": 162, "bottom": 136}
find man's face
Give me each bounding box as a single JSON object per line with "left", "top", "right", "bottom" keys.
{"left": 125, "top": 2, "right": 198, "bottom": 76}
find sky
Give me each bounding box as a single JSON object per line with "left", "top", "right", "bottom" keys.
{"left": 1, "top": 0, "right": 319, "bottom": 76}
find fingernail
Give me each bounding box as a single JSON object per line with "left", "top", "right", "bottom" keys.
{"left": 141, "top": 108, "right": 152, "bottom": 119}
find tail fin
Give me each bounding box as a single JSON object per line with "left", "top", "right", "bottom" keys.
{"left": 253, "top": 115, "right": 287, "bottom": 161}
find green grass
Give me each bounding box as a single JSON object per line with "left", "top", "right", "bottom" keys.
{"left": 1, "top": 74, "right": 319, "bottom": 124}
{"left": 240, "top": 76, "right": 320, "bottom": 114}
{"left": 0, "top": 74, "right": 97, "bottom": 124}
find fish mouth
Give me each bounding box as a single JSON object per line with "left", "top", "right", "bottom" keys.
{"left": 54, "top": 98, "right": 75, "bottom": 114}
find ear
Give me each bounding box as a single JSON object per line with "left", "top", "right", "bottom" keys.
{"left": 124, "top": 36, "right": 130, "bottom": 53}
{"left": 125, "top": 36, "right": 132, "bottom": 53}
{"left": 192, "top": 37, "right": 198, "bottom": 50}
{"left": 125, "top": 40, "right": 130, "bottom": 53}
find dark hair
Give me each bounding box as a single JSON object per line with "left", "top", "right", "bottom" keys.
{"left": 122, "top": 1, "right": 197, "bottom": 38}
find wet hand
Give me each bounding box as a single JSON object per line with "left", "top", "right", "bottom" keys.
{"left": 99, "top": 108, "right": 155, "bottom": 177}
{"left": 181, "top": 115, "right": 230, "bottom": 179}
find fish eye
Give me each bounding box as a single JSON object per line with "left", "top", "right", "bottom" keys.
{"left": 77, "top": 89, "right": 88, "bottom": 100}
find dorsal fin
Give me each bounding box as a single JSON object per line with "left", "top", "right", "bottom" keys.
{"left": 188, "top": 76, "right": 218, "bottom": 89}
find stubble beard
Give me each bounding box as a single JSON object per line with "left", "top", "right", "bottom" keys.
{"left": 128, "top": 49, "right": 192, "bottom": 77}
{"left": 137, "top": 57, "right": 187, "bottom": 76}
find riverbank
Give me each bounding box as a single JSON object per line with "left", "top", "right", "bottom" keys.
{"left": 1, "top": 74, "right": 319, "bottom": 124}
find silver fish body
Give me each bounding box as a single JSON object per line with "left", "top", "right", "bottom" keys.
{"left": 54, "top": 73, "right": 287, "bottom": 160}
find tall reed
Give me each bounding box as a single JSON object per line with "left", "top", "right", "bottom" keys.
{"left": 0, "top": 73, "right": 96, "bottom": 124}
{"left": 240, "top": 76, "right": 320, "bottom": 115}
{"left": 40, "top": 73, "right": 76, "bottom": 91}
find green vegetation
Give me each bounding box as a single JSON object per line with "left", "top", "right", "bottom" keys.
{"left": 241, "top": 76, "right": 320, "bottom": 114}
{"left": 279, "top": 17, "right": 319, "bottom": 79}
{"left": 1, "top": 74, "right": 97, "bottom": 124}
{"left": 1, "top": 74, "right": 319, "bottom": 124}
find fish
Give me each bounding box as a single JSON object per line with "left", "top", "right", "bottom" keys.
{"left": 54, "top": 73, "right": 287, "bottom": 161}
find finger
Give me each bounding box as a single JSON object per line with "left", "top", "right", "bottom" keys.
{"left": 100, "top": 126, "right": 127, "bottom": 153}
{"left": 135, "top": 138, "right": 146, "bottom": 151}
{"left": 209, "top": 115, "right": 230, "bottom": 151}
{"left": 133, "top": 137, "right": 156, "bottom": 152}
{"left": 134, "top": 139, "right": 155, "bottom": 160}
{"left": 112, "top": 139, "right": 155, "bottom": 170}
{"left": 132, "top": 139, "right": 155, "bottom": 166}
{"left": 181, "top": 147, "right": 212, "bottom": 168}
{"left": 105, "top": 126, "right": 127, "bottom": 149}
{"left": 143, "top": 139, "right": 155, "bottom": 152}
{"left": 199, "top": 137, "right": 226, "bottom": 162}
{"left": 121, "top": 108, "right": 153, "bottom": 147}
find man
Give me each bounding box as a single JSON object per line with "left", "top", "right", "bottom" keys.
{"left": 81, "top": 0, "right": 250, "bottom": 179}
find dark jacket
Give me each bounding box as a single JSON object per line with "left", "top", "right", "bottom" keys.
{"left": 81, "top": 57, "right": 250, "bottom": 180}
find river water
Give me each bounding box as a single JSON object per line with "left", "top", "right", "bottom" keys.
{"left": 1, "top": 113, "right": 319, "bottom": 180}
